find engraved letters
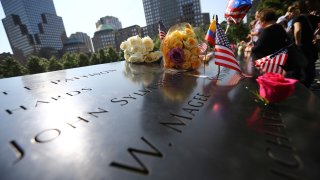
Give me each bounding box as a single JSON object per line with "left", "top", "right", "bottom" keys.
{"left": 160, "top": 92, "right": 210, "bottom": 133}
{"left": 110, "top": 137, "right": 163, "bottom": 175}
{"left": 9, "top": 141, "right": 25, "bottom": 164}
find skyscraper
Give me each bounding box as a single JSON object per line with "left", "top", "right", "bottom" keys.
{"left": 1, "top": 0, "right": 67, "bottom": 63}
{"left": 92, "top": 16, "right": 122, "bottom": 52}
{"left": 142, "top": 0, "right": 207, "bottom": 29}
{"left": 69, "top": 32, "right": 94, "bottom": 53}
{"left": 96, "top": 16, "right": 122, "bottom": 31}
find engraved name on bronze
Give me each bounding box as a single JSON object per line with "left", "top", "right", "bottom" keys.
{"left": 7, "top": 107, "right": 109, "bottom": 164}
{"left": 50, "top": 70, "right": 116, "bottom": 85}
{"left": 4, "top": 88, "right": 92, "bottom": 115}
{"left": 110, "top": 137, "right": 163, "bottom": 175}
{"left": 110, "top": 88, "right": 152, "bottom": 106}
{"left": 109, "top": 92, "right": 210, "bottom": 175}
{"left": 261, "top": 108, "right": 305, "bottom": 179}
{"left": 110, "top": 72, "right": 184, "bottom": 106}
{"left": 160, "top": 93, "right": 210, "bottom": 133}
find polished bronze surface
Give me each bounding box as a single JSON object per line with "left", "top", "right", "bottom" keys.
{"left": 0, "top": 61, "right": 319, "bottom": 179}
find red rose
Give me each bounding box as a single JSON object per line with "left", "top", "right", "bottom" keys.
{"left": 256, "top": 73, "right": 298, "bottom": 103}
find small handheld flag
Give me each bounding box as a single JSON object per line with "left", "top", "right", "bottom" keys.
{"left": 205, "top": 18, "right": 216, "bottom": 47}
{"left": 215, "top": 23, "right": 241, "bottom": 72}
{"left": 198, "top": 41, "right": 209, "bottom": 54}
{"left": 255, "top": 48, "right": 288, "bottom": 74}
{"left": 158, "top": 20, "right": 166, "bottom": 42}
{"left": 225, "top": 0, "right": 252, "bottom": 24}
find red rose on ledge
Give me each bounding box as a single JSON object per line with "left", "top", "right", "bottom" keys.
{"left": 256, "top": 73, "right": 298, "bottom": 103}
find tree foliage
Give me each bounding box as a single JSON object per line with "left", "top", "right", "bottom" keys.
{"left": 153, "top": 36, "right": 161, "bottom": 51}
{"left": 107, "top": 47, "right": 119, "bottom": 62}
{"left": 62, "top": 53, "right": 78, "bottom": 69}
{"left": 119, "top": 50, "right": 124, "bottom": 60}
{"left": 78, "top": 53, "right": 90, "bottom": 67}
{"left": 222, "top": 21, "right": 250, "bottom": 43}
{"left": 2, "top": 45, "right": 127, "bottom": 79}
{"left": 257, "top": 0, "right": 297, "bottom": 16}
{"left": 90, "top": 53, "right": 100, "bottom": 65}
{"left": 48, "top": 57, "right": 63, "bottom": 71}
{"left": 0, "top": 57, "right": 26, "bottom": 78}
{"left": 27, "top": 56, "right": 48, "bottom": 74}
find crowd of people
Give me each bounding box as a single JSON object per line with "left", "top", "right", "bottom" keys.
{"left": 236, "top": 0, "right": 320, "bottom": 89}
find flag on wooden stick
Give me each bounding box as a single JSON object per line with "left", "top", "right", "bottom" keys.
{"left": 214, "top": 23, "right": 241, "bottom": 72}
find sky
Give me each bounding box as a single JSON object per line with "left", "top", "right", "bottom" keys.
{"left": 0, "top": 0, "right": 229, "bottom": 53}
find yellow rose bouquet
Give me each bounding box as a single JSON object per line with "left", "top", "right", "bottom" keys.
{"left": 161, "top": 23, "right": 201, "bottom": 70}
{"left": 120, "top": 35, "right": 162, "bottom": 63}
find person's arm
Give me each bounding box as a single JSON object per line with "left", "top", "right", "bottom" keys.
{"left": 251, "top": 29, "right": 266, "bottom": 54}
{"left": 293, "top": 22, "right": 302, "bottom": 45}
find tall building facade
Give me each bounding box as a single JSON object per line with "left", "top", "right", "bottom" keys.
{"left": 63, "top": 32, "right": 93, "bottom": 54}
{"left": 92, "top": 25, "right": 116, "bottom": 52}
{"left": 96, "top": 16, "right": 122, "bottom": 31}
{"left": 69, "top": 32, "right": 93, "bottom": 53}
{"left": 92, "top": 16, "right": 122, "bottom": 52}
{"left": 142, "top": 0, "right": 208, "bottom": 30}
{"left": 1, "top": 0, "right": 67, "bottom": 63}
{"left": 115, "top": 25, "right": 142, "bottom": 51}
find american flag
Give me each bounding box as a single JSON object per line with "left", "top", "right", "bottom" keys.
{"left": 255, "top": 48, "right": 288, "bottom": 74}
{"left": 158, "top": 20, "right": 166, "bottom": 42}
{"left": 225, "top": 0, "right": 252, "bottom": 24}
{"left": 215, "top": 23, "right": 241, "bottom": 72}
{"left": 198, "top": 41, "right": 209, "bottom": 54}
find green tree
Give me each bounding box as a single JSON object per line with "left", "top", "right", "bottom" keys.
{"left": 223, "top": 21, "right": 250, "bottom": 43}
{"left": 194, "top": 24, "right": 209, "bottom": 42}
{"left": 90, "top": 53, "right": 100, "bottom": 65}
{"left": 27, "top": 56, "right": 48, "bottom": 74}
{"left": 62, "top": 53, "right": 78, "bottom": 69}
{"left": 153, "top": 36, "right": 161, "bottom": 51}
{"left": 118, "top": 50, "right": 124, "bottom": 60}
{"left": 0, "top": 57, "right": 26, "bottom": 78}
{"left": 99, "top": 49, "right": 108, "bottom": 63}
{"left": 48, "top": 56, "right": 63, "bottom": 71}
{"left": 106, "top": 47, "right": 119, "bottom": 62}
{"left": 78, "top": 53, "right": 90, "bottom": 67}
{"left": 258, "top": 0, "right": 297, "bottom": 16}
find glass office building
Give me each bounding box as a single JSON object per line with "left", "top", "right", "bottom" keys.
{"left": 142, "top": 0, "right": 206, "bottom": 29}
{"left": 1, "top": 0, "right": 67, "bottom": 63}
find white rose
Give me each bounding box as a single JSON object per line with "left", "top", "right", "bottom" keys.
{"left": 142, "top": 36, "right": 154, "bottom": 52}
{"left": 124, "top": 53, "right": 130, "bottom": 61}
{"left": 130, "top": 45, "right": 144, "bottom": 53}
{"left": 128, "top": 52, "right": 143, "bottom": 63}
{"left": 127, "top": 35, "right": 142, "bottom": 47}
{"left": 151, "top": 51, "right": 162, "bottom": 60}
{"left": 120, "top": 41, "right": 128, "bottom": 50}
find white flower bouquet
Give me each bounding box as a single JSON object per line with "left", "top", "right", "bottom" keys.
{"left": 120, "top": 35, "right": 162, "bottom": 63}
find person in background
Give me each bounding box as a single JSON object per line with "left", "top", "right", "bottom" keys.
{"left": 251, "top": 9, "right": 289, "bottom": 61}
{"left": 276, "top": 5, "right": 300, "bottom": 34}
{"left": 291, "top": 0, "right": 320, "bottom": 88}
{"left": 237, "top": 41, "right": 246, "bottom": 61}
{"left": 248, "top": 11, "right": 262, "bottom": 46}
{"left": 237, "top": 40, "right": 247, "bottom": 71}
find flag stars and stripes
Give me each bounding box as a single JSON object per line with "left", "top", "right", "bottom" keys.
{"left": 255, "top": 49, "right": 288, "bottom": 74}
{"left": 158, "top": 21, "right": 166, "bottom": 42}
{"left": 214, "top": 23, "right": 241, "bottom": 72}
